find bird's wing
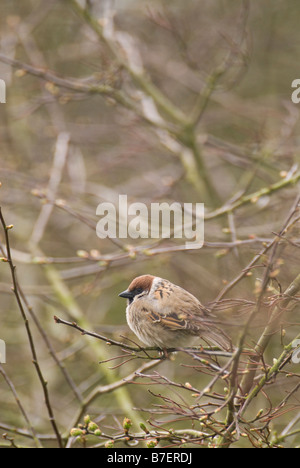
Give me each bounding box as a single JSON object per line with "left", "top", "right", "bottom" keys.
{"left": 148, "top": 283, "right": 232, "bottom": 350}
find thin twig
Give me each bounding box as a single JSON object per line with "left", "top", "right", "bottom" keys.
{"left": 0, "top": 365, "right": 42, "bottom": 448}
{"left": 0, "top": 207, "right": 63, "bottom": 448}
{"left": 53, "top": 315, "right": 232, "bottom": 358}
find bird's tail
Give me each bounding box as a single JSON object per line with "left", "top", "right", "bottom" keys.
{"left": 202, "top": 325, "right": 232, "bottom": 351}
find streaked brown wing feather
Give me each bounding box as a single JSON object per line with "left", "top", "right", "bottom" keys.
{"left": 147, "top": 307, "right": 231, "bottom": 350}
{"left": 147, "top": 309, "right": 208, "bottom": 333}
{"left": 146, "top": 310, "right": 186, "bottom": 328}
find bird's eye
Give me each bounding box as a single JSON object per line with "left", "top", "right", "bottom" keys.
{"left": 135, "top": 288, "right": 143, "bottom": 295}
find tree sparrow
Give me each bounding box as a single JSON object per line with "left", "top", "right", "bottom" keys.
{"left": 119, "top": 275, "right": 231, "bottom": 351}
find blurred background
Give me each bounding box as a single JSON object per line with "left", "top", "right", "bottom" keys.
{"left": 0, "top": 0, "right": 300, "bottom": 448}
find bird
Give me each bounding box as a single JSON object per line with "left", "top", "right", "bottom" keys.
{"left": 119, "top": 275, "right": 231, "bottom": 351}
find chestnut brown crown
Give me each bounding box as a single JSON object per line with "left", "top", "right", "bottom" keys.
{"left": 119, "top": 275, "right": 154, "bottom": 302}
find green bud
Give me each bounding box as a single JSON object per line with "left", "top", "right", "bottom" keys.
{"left": 84, "top": 415, "right": 91, "bottom": 425}
{"left": 140, "top": 423, "right": 149, "bottom": 434}
{"left": 105, "top": 440, "right": 114, "bottom": 448}
{"left": 147, "top": 439, "right": 158, "bottom": 448}
{"left": 70, "top": 428, "right": 84, "bottom": 437}
{"left": 88, "top": 421, "right": 99, "bottom": 432}
{"left": 215, "top": 249, "right": 229, "bottom": 258}
{"left": 123, "top": 417, "right": 132, "bottom": 431}
{"left": 77, "top": 250, "right": 89, "bottom": 258}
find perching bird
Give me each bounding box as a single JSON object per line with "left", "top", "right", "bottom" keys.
{"left": 119, "top": 275, "right": 231, "bottom": 351}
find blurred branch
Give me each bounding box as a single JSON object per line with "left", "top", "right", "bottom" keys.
{"left": 0, "top": 207, "right": 63, "bottom": 448}
{"left": 69, "top": 359, "right": 161, "bottom": 431}
{"left": 17, "top": 287, "right": 83, "bottom": 404}
{"left": 0, "top": 53, "right": 116, "bottom": 96}
{"left": 31, "top": 189, "right": 125, "bottom": 250}
{"left": 0, "top": 365, "right": 42, "bottom": 448}
{"left": 240, "top": 273, "right": 300, "bottom": 397}
{"left": 6, "top": 237, "right": 274, "bottom": 267}
{"left": 206, "top": 170, "right": 300, "bottom": 220}
{"left": 189, "top": 0, "right": 250, "bottom": 126}
{"left": 214, "top": 196, "right": 300, "bottom": 448}
{"left": 0, "top": 422, "right": 59, "bottom": 442}
{"left": 237, "top": 194, "right": 300, "bottom": 395}
{"left": 64, "top": 0, "right": 188, "bottom": 126}
{"left": 30, "top": 132, "right": 70, "bottom": 245}
{"left": 242, "top": 331, "right": 300, "bottom": 412}
{"left": 64, "top": 0, "right": 222, "bottom": 205}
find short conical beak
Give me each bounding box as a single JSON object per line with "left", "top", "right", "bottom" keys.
{"left": 119, "top": 289, "right": 134, "bottom": 299}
